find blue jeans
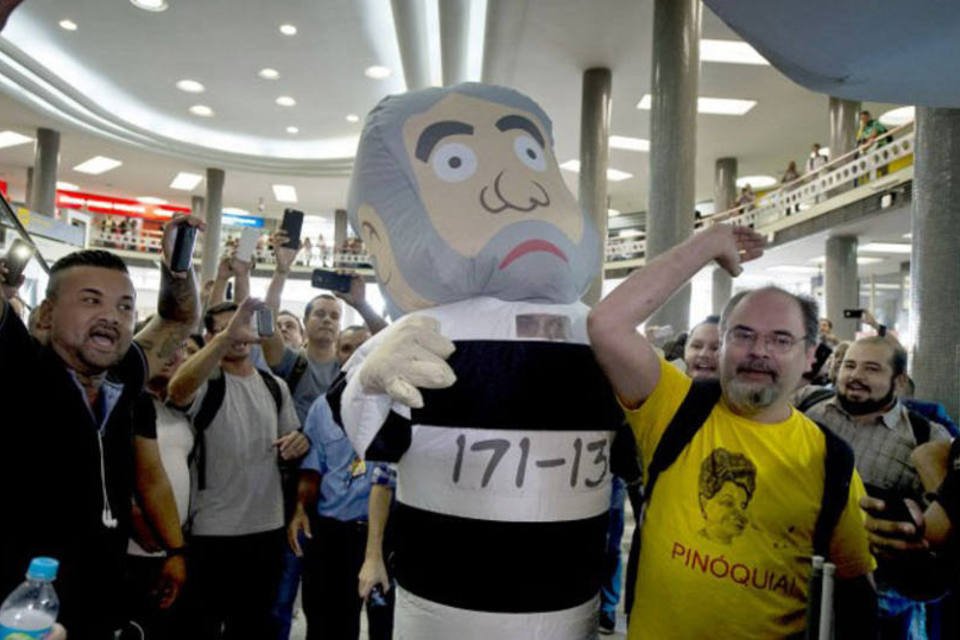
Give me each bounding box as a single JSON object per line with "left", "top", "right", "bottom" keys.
{"left": 878, "top": 587, "right": 947, "bottom": 640}
{"left": 600, "top": 477, "right": 626, "bottom": 616}
{"left": 271, "top": 543, "right": 303, "bottom": 640}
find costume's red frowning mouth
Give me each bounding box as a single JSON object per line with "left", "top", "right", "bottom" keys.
{"left": 498, "top": 239, "right": 568, "bottom": 270}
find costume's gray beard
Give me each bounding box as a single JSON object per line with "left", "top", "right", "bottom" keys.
{"left": 724, "top": 379, "right": 780, "bottom": 413}
{"left": 381, "top": 216, "right": 600, "bottom": 316}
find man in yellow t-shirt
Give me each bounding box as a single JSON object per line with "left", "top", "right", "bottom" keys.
{"left": 588, "top": 225, "right": 877, "bottom": 639}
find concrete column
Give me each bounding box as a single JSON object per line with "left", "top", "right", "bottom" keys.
{"left": 439, "top": 0, "right": 470, "bottom": 86}
{"left": 579, "top": 68, "right": 612, "bottom": 307}
{"left": 200, "top": 169, "right": 224, "bottom": 285}
{"left": 29, "top": 128, "right": 59, "bottom": 217}
{"left": 712, "top": 268, "right": 732, "bottom": 316}
{"left": 828, "top": 97, "right": 861, "bottom": 159}
{"left": 24, "top": 167, "right": 33, "bottom": 209}
{"left": 334, "top": 208, "right": 348, "bottom": 254}
{"left": 711, "top": 157, "right": 737, "bottom": 312}
{"left": 646, "top": 0, "right": 701, "bottom": 330}
{"left": 910, "top": 107, "right": 960, "bottom": 419}
{"left": 825, "top": 236, "right": 859, "bottom": 340}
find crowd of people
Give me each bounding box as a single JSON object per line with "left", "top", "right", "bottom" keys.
{"left": 2, "top": 216, "right": 957, "bottom": 640}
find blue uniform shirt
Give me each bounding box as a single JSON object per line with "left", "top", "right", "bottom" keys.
{"left": 300, "top": 395, "right": 391, "bottom": 522}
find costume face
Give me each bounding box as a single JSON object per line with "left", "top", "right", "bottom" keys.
{"left": 836, "top": 341, "right": 898, "bottom": 415}
{"left": 350, "top": 84, "right": 601, "bottom": 315}
{"left": 684, "top": 323, "right": 720, "bottom": 380}
{"left": 43, "top": 266, "right": 136, "bottom": 374}
{"left": 720, "top": 290, "right": 814, "bottom": 414}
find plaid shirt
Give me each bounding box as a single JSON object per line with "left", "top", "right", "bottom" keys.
{"left": 801, "top": 393, "right": 951, "bottom": 495}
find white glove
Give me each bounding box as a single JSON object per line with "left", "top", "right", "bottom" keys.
{"left": 356, "top": 315, "right": 456, "bottom": 408}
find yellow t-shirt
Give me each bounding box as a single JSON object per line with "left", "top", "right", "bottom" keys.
{"left": 626, "top": 358, "right": 875, "bottom": 639}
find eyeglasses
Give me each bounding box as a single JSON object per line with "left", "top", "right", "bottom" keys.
{"left": 725, "top": 327, "right": 807, "bottom": 354}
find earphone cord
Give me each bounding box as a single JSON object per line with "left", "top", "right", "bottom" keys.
{"left": 97, "top": 432, "right": 117, "bottom": 529}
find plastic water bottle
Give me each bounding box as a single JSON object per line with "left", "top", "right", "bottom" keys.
{"left": 0, "top": 557, "right": 59, "bottom": 640}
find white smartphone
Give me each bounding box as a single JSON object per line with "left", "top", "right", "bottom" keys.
{"left": 236, "top": 227, "right": 259, "bottom": 263}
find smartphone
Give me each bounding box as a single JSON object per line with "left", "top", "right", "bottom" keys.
{"left": 280, "top": 208, "right": 304, "bottom": 249}
{"left": 256, "top": 307, "right": 275, "bottom": 337}
{"left": 311, "top": 268, "right": 353, "bottom": 293}
{"left": 1, "top": 239, "right": 34, "bottom": 285}
{"left": 170, "top": 224, "right": 198, "bottom": 273}
{"left": 236, "top": 227, "right": 259, "bottom": 263}
{"left": 843, "top": 309, "right": 864, "bottom": 319}
{"left": 863, "top": 484, "right": 923, "bottom": 540}
{"left": 368, "top": 584, "right": 388, "bottom": 608}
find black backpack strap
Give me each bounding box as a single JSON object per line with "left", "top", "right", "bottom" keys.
{"left": 190, "top": 369, "right": 227, "bottom": 491}
{"left": 795, "top": 387, "right": 836, "bottom": 413}
{"left": 256, "top": 368, "right": 283, "bottom": 414}
{"left": 907, "top": 409, "right": 931, "bottom": 446}
{"left": 285, "top": 353, "right": 310, "bottom": 395}
{"left": 812, "top": 422, "right": 856, "bottom": 558}
{"left": 645, "top": 379, "right": 722, "bottom": 503}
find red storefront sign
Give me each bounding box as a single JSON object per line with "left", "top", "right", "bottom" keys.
{"left": 56, "top": 190, "right": 191, "bottom": 220}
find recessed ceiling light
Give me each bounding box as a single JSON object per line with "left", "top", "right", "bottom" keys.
{"left": 73, "top": 156, "right": 122, "bottom": 175}
{"left": 609, "top": 135, "right": 649, "bottom": 152}
{"left": 137, "top": 196, "right": 168, "bottom": 205}
{"left": 637, "top": 94, "right": 757, "bottom": 116}
{"left": 272, "top": 184, "right": 298, "bottom": 203}
{"left": 176, "top": 79, "right": 205, "bottom": 93}
{"left": 700, "top": 39, "right": 769, "bottom": 65}
{"left": 56, "top": 181, "right": 79, "bottom": 191}
{"left": 345, "top": 114, "right": 360, "bottom": 123}
{"left": 189, "top": 105, "right": 214, "bottom": 117}
{"left": 130, "top": 0, "right": 168, "bottom": 12}
{"left": 59, "top": 19, "right": 78, "bottom": 31}
{"left": 559, "top": 159, "right": 633, "bottom": 182}
{"left": 170, "top": 172, "right": 204, "bottom": 190}
{"left": 279, "top": 24, "right": 297, "bottom": 36}
{"left": 859, "top": 242, "right": 912, "bottom": 254}
{"left": 286, "top": 126, "right": 299, "bottom": 134}
{"left": 275, "top": 96, "right": 296, "bottom": 107}
{"left": 364, "top": 65, "right": 392, "bottom": 79}
{"left": 258, "top": 68, "right": 280, "bottom": 80}
{"left": 736, "top": 175, "right": 778, "bottom": 189}
{"left": 879, "top": 106, "right": 915, "bottom": 127}
{"left": 0, "top": 131, "right": 33, "bottom": 149}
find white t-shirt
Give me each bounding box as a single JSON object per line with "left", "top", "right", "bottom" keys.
{"left": 128, "top": 401, "right": 195, "bottom": 557}
{"left": 188, "top": 370, "right": 300, "bottom": 536}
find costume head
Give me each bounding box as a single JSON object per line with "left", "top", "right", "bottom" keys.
{"left": 347, "top": 83, "right": 601, "bottom": 318}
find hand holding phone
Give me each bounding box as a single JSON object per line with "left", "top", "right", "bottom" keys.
{"left": 311, "top": 268, "right": 353, "bottom": 293}
{"left": 843, "top": 308, "right": 864, "bottom": 319}
{"left": 256, "top": 307, "right": 275, "bottom": 338}
{"left": 170, "top": 224, "right": 198, "bottom": 273}
{"left": 1, "top": 239, "right": 34, "bottom": 286}
{"left": 236, "top": 227, "right": 259, "bottom": 263}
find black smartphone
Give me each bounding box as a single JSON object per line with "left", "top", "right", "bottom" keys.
{"left": 863, "top": 484, "right": 923, "bottom": 540}
{"left": 256, "top": 307, "right": 275, "bottom": 337}
{"left": 170, "top": 224, "right": 198, "bottom": 273}
{"left": 843, "top": 308, "right": 864, "bottom": 319}
{"left": 368, "top": 584, "right": 388, "bottom": 608}
{"left": 280, "top": 208, "right": 304, "bottom": 249}
{"left": 311, "top": 268, "right": 353, "bottom": 293}
{"left": 1, "top": 239, "right": 34, "bottom": 285}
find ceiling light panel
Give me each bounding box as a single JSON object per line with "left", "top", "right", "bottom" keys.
{"left": 859, "top": 242, "right": 912, "bottom": 254}
{"left": 345, "top": 114, "right": 360, "bottom": 123}
{"left": 56, "top": 181, "right": 78, "bottom": 191}
{"left": 258, "top": 68, "right": 280, "bottom": 80}
{"left": 286, "top": 126, "right": 299, "bottom": 134}
{"left": 279, "top": 24, "right": 298, "bottom": 36}
{"left": 272, "top": 184, "right": 298, "bottom": 203}
{"left": 364, "top": 65, "right": 392, "bottom": 79}
{"left": 700, "top": 39, "right": 769, "bottom": 65}
{"left": 59, "top": 19, "right": 77, "bottom": 31}
{"left": 189, "top": 105, "right": 214, "bottom": 117}
{"left": 609, "top": 135, "right": 649, "bottom": 152}
{"left": 130, "top": 0, "right": 168, "bottom": 12}
{"left": 176, "top": 79, "right": 205, "bottom": 93}
{"left": 275, "top": 96, "right": 296, "bottom": 107}
{"left": 637, "top": 94, "right": 757, "bottom": 115}
{"left": 0, "top": 131, "right": 33, "bottom": 149}
{"left": 169, "top": 172, "right": 203, "bottom": 190}
{"left": 73, "top": 156, "right": 122, "bottom": 175}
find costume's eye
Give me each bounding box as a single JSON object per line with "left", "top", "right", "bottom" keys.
{"left": 431, "top": 142, "right": 478, "bottom": 183}
{"left": 514, "top": 134, "right": 546, "bottom": 172}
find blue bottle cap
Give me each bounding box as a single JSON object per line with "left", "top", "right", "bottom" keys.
{"left": 26, "top": 557, "right": 58, "bottom": 581}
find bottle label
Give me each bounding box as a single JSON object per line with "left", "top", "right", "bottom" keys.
{"left": 0, "top": 626, "right": 51, "bottom": 640}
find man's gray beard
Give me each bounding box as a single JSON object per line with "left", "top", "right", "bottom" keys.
{"left": 725, "top": 379, "right": 780, "bottom": 413}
